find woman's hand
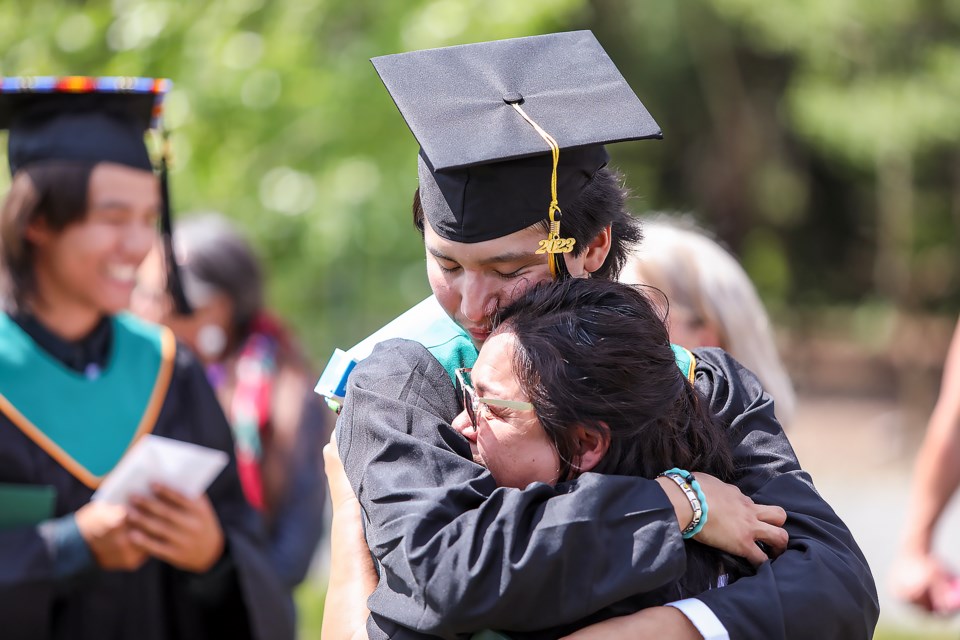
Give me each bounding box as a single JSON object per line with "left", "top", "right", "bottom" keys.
{"left": 657, "top": 471, "right": 787, "bottom": 566}
{"left": 325, "top": 435, "right": 361, "bottom": 514}
{"left": 692, "top": 472, "right": 787, "bottom": 566}
{"left": 75, "top": 500, "right": 148, "bottom": 571}
{"left": 890, "top": 549, "right": 960, "bottom": 614}
{"left": 127, "top": 484, "right": 225, "bottom": 573}
{"left": 321, "top": 435, "right": 376, "bottom": 640}
{"left": 560, "top": 606, "right": 701, "bottom": 640}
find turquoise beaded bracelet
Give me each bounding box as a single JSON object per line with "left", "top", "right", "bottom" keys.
{"left": 660, "top": 467, "right": 709, "bottom": 539}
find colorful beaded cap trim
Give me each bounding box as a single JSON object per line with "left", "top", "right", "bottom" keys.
{"left": 0, "top": 76, "right": 172, "bottom": 126}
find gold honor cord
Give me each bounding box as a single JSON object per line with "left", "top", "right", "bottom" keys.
{"left": 510, "top": 103, "right": 576, "bottom": 279}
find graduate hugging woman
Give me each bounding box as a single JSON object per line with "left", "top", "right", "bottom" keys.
{"left": 0, "top": 78, "right": 292, "bottom": 640}
{"left": 322, "top": 32, "right": 879, "bottom": 640}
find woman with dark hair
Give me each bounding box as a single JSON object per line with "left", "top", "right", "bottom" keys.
{"left": 0, "top": 79, "right": 292, "bottom": 639}
{"left": 324, "top": 279, "right": 760, "bottom": 638}
{"left": 133, "top": 212, "right": 330, "bottom": 590}
{"left": 460, "top": 279, "right": 753, "bottom": 596}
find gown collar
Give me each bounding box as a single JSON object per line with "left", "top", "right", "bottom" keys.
{"left": 9, "top": 312, "right": 112, "bottom": 376}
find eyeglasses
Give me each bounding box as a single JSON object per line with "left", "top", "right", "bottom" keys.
{"left": 454, "top": 367, "right": 535, "bottom": 428}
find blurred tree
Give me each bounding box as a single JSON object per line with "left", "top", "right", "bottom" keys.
{"left": 2, "top": 0, "right": 959, "bottom": 366}
{"left": 0, "top": 0, "right": 584, "bottom": 362}
{"left": 586, "top": 0, "right": 960, "bottom": 315}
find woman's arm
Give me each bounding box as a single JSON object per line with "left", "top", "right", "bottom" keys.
{"left": 571, "top": 350, "right": 880, "bottom": 640}
{"left": 686, "top": 348, "right": 879, "bottom": 640}
{"left": 321, "top": 437, "right": 376, "bottom": 640}
{"left": 890, "top": 319, "right": 960, "bottom": 613}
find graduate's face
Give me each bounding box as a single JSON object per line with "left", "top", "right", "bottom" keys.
{"left": 424, "top": 223, "right": 554, "bottom": 347}
{"left": 424, "top": 222, "right": 611, "bottom": 348}
{"left": 452, "top": 331, "right": 561, "bottom": 489}
{"left": 28, "top": 163, "right": 160, "bottom": 316}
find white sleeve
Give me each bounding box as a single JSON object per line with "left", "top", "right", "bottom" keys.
{"left": 666, "top": 598, "right": 730, "bottom": 640}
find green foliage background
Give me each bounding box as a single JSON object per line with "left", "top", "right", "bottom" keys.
{"left": 2, "top": 0, "right": 959, "bottom": 364}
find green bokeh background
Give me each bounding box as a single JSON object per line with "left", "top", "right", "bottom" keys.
{"left": 4, "top": 0, "right": 958, "bottom": 364}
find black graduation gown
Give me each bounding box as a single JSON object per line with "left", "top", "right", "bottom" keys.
{"left": 0, "top": 317, "right": 295, "bottom": 640}
{"left": 336, "top": 338, "right": 879, "bottom": 640}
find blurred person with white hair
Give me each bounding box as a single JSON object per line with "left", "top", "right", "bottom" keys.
{"left": 620, "top": 217, "right": 796, "bottom": 427}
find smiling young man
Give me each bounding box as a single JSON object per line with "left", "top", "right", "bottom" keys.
{"left": 0, "top": 78, "right": 293, "bottom": 640}
{"left": 327, "top": 32, "right": 878, "bottom": 640}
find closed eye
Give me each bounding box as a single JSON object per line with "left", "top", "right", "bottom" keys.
{"left": 494, "top": 267, "right": 526, "bottom": 279}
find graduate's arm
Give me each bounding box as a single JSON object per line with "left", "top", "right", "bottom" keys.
{"left": 338, "top": 339, "right": 688, "bottom": 636}
{"left": 0, "top": 487, "right": 148, "bottom": 635}
{"left": 686, "top": 349, "right": 879, "bottom": 640}
{"left": 0, "top": 526, "right": 60, "bottom": 638}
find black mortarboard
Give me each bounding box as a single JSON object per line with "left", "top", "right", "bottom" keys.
{"left": 0, "top": 76, "right": 191, "bottom": 314}
{"left": 372, "top": 30, "right": 661, "bottom": 271}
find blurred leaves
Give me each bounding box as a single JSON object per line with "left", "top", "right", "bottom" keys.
{"left": 1, "top": 0, "right": 959, "bottom": 362}
{"left": 0, "top": 0, "right": 582, "bottom": 361}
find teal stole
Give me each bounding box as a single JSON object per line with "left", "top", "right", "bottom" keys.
{"left": 427, "top": 322, "right": 697, "bottom": 387}
{"left": 0, "top": 313, "right": 176, "bottom": 488}
{"left": 419, "top": 310, "right": 479, "bottom": 385}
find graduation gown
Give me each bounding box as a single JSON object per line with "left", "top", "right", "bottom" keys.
{"left": 0, "top": 313, "right": 295, "bottom": 640}
{"left": 336, "top": 338, "right": 879, "bottom": 640}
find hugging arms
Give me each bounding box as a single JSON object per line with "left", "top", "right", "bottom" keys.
{"left": 332, "top": 280, "right": 878, "bottom": 639}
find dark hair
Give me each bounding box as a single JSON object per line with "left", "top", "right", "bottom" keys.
{"left": 174, "top": 213, "right": 264, "bottom": 338}
{"left": 0, "top": 161, "right": 94, "bottom": 310}
{"left": 495, "top": 278, "right": 748, "bottom": 595}
{"left": 413, "top": 166, "right": 643, "bottom": 281}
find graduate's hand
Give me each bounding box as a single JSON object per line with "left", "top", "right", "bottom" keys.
{"left": 75, "top": 501, "right": 148, "bottom": 571}
{"left": 127, "top": 484, "right": 225, "bottom": 573}
{"left": 690, "top": 472, "right": 788, "bottom": 567}
{"left": 560, "top": 606, "right": 702, "bottom": 640}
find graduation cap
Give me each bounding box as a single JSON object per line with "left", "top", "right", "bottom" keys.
{"left": 372, "top": 30, "right": 661, "bottom": 278}
{"left": 0, "top": 76, "right": 192, "bottom": 314}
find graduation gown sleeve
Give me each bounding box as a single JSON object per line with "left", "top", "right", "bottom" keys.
{"left": 337, "top": 339, "right": 687, "bottom": 638}
{"left": 690, "top": 348, "right": 879, "bottom": 640}
{"left": 0, "top": 527, "right": 57, "bottom": 639}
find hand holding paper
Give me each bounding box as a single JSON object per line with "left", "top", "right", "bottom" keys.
{"left": 75, "top": 500, "right": 148, "bottom": 571}
{"left": 93, "top": 434, "right": 228, "bottom": 506}
{"left": 128, "top": 485, "right": 225, "bottom": 573}
{"left": 91, "top": 435, "right": 230, "bottom": 572}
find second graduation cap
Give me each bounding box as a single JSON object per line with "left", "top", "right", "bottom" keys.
{"left": 372, "top": 30, "right": 662, "bottom": 246}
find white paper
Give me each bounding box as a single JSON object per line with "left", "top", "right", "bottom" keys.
{"left": 92, "top": 434, "right": 229, "bottom": 506}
